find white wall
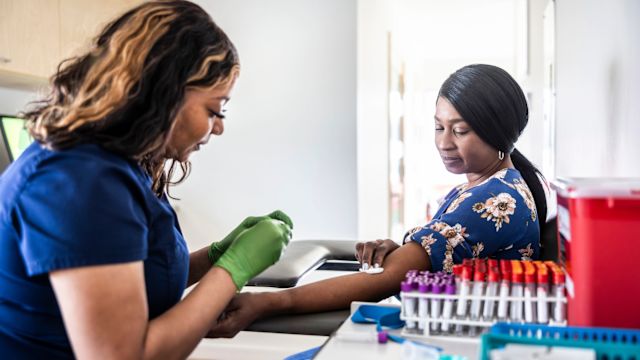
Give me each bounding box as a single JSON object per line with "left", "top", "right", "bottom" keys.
{"left": 173, "top": 0, "right": 358, "bottom": 250}
{"left": 555, "top": 0, "right": 640, "bottom": 177}
{"left": 356, "top": 0, "right": 392, "bottom": 241}
{"left": 0, "top": 87, "right": 36, "bottom": 115}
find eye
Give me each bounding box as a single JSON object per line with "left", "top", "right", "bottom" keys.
{"left": 434, "top": 125, "right": 444, "bottom": 132}
{"left": 208, "top": 109, "right": 226, "bottom": 120}
{"left": 453, "top": 128, "right": 469, "bottom": 136}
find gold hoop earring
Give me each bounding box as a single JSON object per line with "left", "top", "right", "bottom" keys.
{"left": 498, "top": 151, "right": 505, "bottom": 161}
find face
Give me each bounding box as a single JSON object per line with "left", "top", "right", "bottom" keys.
{"left": 434, "top": 97, "right": 499, "bottom": 177}
{"left": 165, "top": 77, "right": 236, "bottom": 162}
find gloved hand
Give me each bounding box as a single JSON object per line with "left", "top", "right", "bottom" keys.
{"left": 214, "top": 218, "right": 291, "bottom": 290}
{"left": 208, "top": 210, "right": 293, "bottom": 265}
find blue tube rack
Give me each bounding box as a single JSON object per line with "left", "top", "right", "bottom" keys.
{"left": 480, "top": 322, "right": 640, "bottom": 360}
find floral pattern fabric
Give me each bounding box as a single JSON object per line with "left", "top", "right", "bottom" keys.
{"left": 405, "top": 168, "right": 540, "bottom": 272}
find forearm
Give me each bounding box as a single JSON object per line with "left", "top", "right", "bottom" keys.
{"left": 187, "top": 247, "right": 211, "bottom": 287}
{"left": 144, "top": 267, "right": 236, "bottom": 360}
{"left": 262, "top": 242, "right": 430, "bottom": 316}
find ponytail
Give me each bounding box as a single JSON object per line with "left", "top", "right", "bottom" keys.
{"left": 511, "top": 148, "right": 547, "bottom": 234}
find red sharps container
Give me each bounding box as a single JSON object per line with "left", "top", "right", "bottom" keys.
{"left": 552, "top": 178, "right": 640, "bottom": 328}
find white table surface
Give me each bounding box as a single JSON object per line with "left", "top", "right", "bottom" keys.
{"left": 313, "top": 301, "right": 480, "bottom": 360}
{"left": 187, "top": 270, "right": 350, "bottom": 360}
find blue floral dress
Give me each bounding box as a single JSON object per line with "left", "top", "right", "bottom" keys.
{"left": 405, "top": 168, "right": 540, "bottom": 272}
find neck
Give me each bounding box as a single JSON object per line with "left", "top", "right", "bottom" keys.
{"left": 466, "top": 156, "right": 514, "bottom": 188}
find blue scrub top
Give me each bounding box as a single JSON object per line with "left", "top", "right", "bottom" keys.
{"left": 0, "top": 142, "right": 190, "bottom": 359}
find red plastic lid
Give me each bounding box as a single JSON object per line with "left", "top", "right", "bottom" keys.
{"left": 524, "top": 272, "right": 536, "bottom": 283}
{"left": 543, "top": 261, "right": 565, "bottom": 284}
{"left": 552, "top": 270, "right": 565, "bottom": 284}
{"left": 535, "top": 262, "right": 549, "bottom": 284}
{"left": 488, "top": 268, "right": 501, "bottom": 282}
{"left": 488, "top": 259, "right": 498, "bottom": 268}
{"left": 551, "top": 178, "right": 640, "bottom": 199}
{"left": 474, "top": 269, "right": 486, "bottom": 282}
{"left": 461, "top": 265, "right": 473, "bottom": 281}
{"left": 452, "top": 264, "right": 464, "bottom": 277}
{"left": 499, "top": 259, "right": 512, "bottom": 275}
{"left": 523, "top": 261, "right": 537, "bottom": 284}
{"left": 511, "top": 260, "right": 523, "bottom": 283}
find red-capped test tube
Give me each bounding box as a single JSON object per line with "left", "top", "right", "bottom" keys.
{"left": 452, "top": 264, "right": 464, "bottom": 289}
{"left": 454, "top": 265, "right": 473, "bottom": 335}
{"left": 523, "top": 261, "right": 537, "bottom": 323}
{"left": 497, "top": 260, "right": 511, "bottom": 321}
{"left": 483, "top": 265, "right": 500, "bottom": 322}
{"left": 545, "top": 261, "right": 566, "bottom": 323}
{"left": 534, "top": 261, "right": 549, "bottom": 324}
{"left": 510, "top": 260, "right": 524, "bottom": 322}
{"left": 469, "top": 260, "right": 487, "bottom": 336}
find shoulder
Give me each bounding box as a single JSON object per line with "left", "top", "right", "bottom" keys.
{"left": 470, "top": 168, "right": 539, "bottom": 224}
{"left": 30, "top": 143, "right": 148, "bottom": 191}
{"left": 2, "top": 143, "right": 150, "bottom": 220}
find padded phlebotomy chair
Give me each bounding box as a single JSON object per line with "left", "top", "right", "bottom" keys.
{"left": 244, "top": 239, "right": 360, "bottom": 336}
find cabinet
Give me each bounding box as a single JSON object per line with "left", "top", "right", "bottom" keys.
{"left": 0, "top": 0, "right": 61, "bottom": 89}
{"left": 0, "top": 0, "right": 142, "bottom": 90}
{"left": 59, "top": 0, "right": 142, "bottom": 60}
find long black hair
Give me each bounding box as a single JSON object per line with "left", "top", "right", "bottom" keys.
{"left": 438, "top": 64, "right": 547, "bottom": 233}
{"left": 24, "top": 0, "right": 239, "bottom": 196}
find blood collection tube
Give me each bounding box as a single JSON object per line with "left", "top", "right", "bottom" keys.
{"left": 401, "top": 280, "right": 417, "bottom": 331}
{"left": 468, "top": 261, "right": 486, "bottom": 336}
{"left": 523, "top": 261, "right": 537, "bottom": 324}
{"left": 440, "top": 281, "right": 456, "bottom": 334}
{"left": 545, "top": 261, "right": 566, "bottom": 323}
{"left": 497, "top": 260, "right": 511, "bottom": 321}
{"left": 454, "top": 265, "right": 473, "bottom": 335}
{"left": 336, "top": 330, "right": 389, "bottom": 343}
{"left": 430, "top": 280, "right": 444, "bottom": 334}
{"left": 452, "top": 265, "right": 463, "bottom": 289}
{"left": 483, "top": 266, "right": 500, "bottom": 322}
{"left": 510, "top": 260, "right": 524, "bottom": 322}
{"left": 417, "top": 280, "right": 431, "bottom": 331}
{"left": 535, "top": 261, "right": 550, "bottom": 324}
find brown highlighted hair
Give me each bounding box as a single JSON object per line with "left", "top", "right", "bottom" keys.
{"left": 24, "top": 0, "right": 239, "bottom": 196}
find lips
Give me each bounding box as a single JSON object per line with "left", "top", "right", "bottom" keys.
{"left": 440, "top": 155, "right": 462, "bottom": 164}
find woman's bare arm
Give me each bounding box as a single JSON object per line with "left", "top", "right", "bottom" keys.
{"left": 187, "top": 246, "right": 211, "bottom": 287}
{"left": 209, "top": 242, "right": 429, "bottom": 338}
{"left": 51, "top": 262, "right": 236, "bottom": 360}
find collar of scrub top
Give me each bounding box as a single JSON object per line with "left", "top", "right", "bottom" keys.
{"left": 350, "top": 304, "right": 442, "bottom": 351}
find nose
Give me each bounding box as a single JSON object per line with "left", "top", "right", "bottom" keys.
{"left": 212, "top": 117, "right": 224, "bottom": 135}
{"left": 435, "top": 129, "right": 455, "bottom": 151}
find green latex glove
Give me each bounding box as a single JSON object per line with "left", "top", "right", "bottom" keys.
{"left": 214, "top": 218, "right": 291, "bottom": 290}
{"left": 208, "top": 210, "right": 293, "bottom": 265}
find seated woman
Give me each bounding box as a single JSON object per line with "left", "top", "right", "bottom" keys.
{"left": 208, "top": 64, "right": 548, "bottom": 337}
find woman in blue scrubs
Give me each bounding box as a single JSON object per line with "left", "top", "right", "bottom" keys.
{"left": 208, "top": 64, "right": 549, "bottom": 338}
{"left": 0, "top": 1, "right": 291, "bottom": 358}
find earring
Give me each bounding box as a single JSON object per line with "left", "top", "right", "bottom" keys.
{"left": 498, "top": 150, "right": 505, "bottom": 161}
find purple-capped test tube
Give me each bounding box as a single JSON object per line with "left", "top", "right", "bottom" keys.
{"left": 401, "top": 280, "right": 417, "bottom": 331}
{"left": 440, "top": 282, "right": 457, "bottom": 333}
{"left": 417, "top": 280, "right": 431, "bottom": 331}
{"left": 430, "top": 281, "right": 444, "bottom": 334}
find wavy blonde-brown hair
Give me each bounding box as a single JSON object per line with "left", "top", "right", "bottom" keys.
{"left": 24, "top": 0, "right": 240, "bottom": 196}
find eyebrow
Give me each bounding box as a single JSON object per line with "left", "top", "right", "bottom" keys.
{"left": 434, "top": 116, "right": 465, "bottom": 124}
